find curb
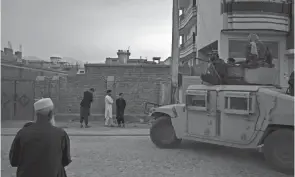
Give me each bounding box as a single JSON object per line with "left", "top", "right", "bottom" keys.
{"left": 2, "top": 133, "right": 150, "bottom": 137}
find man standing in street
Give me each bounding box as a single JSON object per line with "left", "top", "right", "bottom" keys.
{"left": 116, "top": 93, "right": 126, "bottom": 127}
{"left": 105, "top": 90, "right": 114, "bottom": 127}
{"left": 9, "top": 98, "right": 72, "bottom": 177}
{"left": 80, "top": 88, "right": 95, "bottom": 128}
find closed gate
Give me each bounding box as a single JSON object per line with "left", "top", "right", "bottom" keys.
{"left": 1, "top": 79, "right": 35, "bottom": 120}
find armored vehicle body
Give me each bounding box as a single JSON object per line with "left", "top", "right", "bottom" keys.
{"left": 149, "top": 84, "right": 294, "bottom": 174}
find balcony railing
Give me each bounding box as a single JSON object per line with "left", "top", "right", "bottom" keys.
{"left": 180, "top": 35, "right": 196, "bottom": 58}
{"left": 179, "top": 5, "right": 197, "bottom": 29}
{"left": 222, "top": 1, "right": 291, "bottom": 32}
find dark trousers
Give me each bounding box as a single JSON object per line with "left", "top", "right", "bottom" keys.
{"left": 116, "top": 109, "right": 125, "bottom": 125}
{"left": 80, "top": 107, "right": 90, "bottom": 125}
{"left": 288, "top": 85, "right": 294, "bottom": 96}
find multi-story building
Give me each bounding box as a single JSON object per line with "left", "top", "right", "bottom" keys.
{"left": 178, "top": 0, "right": 294, "bottom": 88}
{"left": 179, "top": 0, "right": 198, "bottom": 68}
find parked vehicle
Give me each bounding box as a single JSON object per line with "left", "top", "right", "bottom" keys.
{"left": 148, "top": 84, "right": 294, "bottom": 175}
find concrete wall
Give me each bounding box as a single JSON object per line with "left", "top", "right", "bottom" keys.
{"left": 196, "top": 0, "right": 222, "bottom": 51}
{"left": 55, "top": 64, "right": 171, "bottom": 121}
{"left": 2, "top": 63, "right": 185, "bottom": 121}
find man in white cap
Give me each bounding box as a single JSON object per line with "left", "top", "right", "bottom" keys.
{"left": 9, "top": 98, "right": 72, "bottom": 177}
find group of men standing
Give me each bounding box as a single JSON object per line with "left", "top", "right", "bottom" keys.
{"left": 80, "top": 88, "right": 127, "bottom": 128}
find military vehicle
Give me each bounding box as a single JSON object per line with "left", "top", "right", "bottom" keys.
{"left": 148, "top": 84, "right": 294, "bottom": 174}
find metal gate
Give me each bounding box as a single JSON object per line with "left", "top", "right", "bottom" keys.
{"left": 2, "top": 79, "right": 35, "bottom": 120}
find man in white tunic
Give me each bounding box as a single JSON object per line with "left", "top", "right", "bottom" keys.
{"left": 105, "top": 90, "right": 114, "bottom": 127}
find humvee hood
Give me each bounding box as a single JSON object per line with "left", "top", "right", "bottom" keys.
{"left": 158, "top": 104, "right": 179, "bottom": 109}
{"left": 149, "top": 104, "right": 184, "bottom": 117}
{"left": 258, "top": 87, "right": 294, "bottom": 126}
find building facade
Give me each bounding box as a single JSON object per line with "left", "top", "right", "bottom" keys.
{"left": 179, "top": 0, "right": 198, "bottom": 69}
{"left": 179, "top": 0, "right": 294, "bottom": 88}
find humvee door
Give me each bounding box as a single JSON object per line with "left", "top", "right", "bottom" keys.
{"left": 186, "top": 88, "right": 260, "bottom": 145}
{"left": 217, "top": 91, "right": 259, "bottom": 144}
{"left": 186, "top": 90, "right": 218, "bottom": 137}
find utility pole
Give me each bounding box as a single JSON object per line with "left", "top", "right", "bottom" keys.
{"left": 171, "top": 0, "right": 180, "bottom": 104}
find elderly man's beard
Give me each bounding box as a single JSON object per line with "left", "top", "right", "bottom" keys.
{"left": 50, "top": 115, "right": 56, "bottom": 126}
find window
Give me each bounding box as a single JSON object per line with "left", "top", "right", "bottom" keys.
{"left": 224, "top": 92, "right": 255, "bottom": 115}
{"left": 186, "top": 90, "right": 207, "bottom": 111}
{"left": 225, "top": 97, "right": 252, "bottom": 110}
{"left": 228, "top": 40, "right": 279, "bottom": 61}
{"left": 180, "top": 35, "right": 183, "bottom": 45}
{"left": 179, "top": 9, "right": 183, "bottom": 16}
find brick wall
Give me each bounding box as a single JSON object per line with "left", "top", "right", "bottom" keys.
{"left": 57, "top": 64, "right": 171, "bottom": 117}
{"left": 2, "top": 63, "right": 174, "bottom": 121}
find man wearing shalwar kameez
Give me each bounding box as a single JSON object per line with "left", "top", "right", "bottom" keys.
{"left": 105, "top": 90, "right": 114, "bottom": 127}
{"left": 9, "top": 98, "right": 72, "bottom": 177}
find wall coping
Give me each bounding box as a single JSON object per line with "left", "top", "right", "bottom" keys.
{"left": 85, "top": 63, "right": 170, "bottom": 68}
{"left": 1, "top": 63, "right": 68, "bottom": 75}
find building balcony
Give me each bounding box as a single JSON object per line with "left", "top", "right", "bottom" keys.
{"left": 221, "top": 1, "right": 291, "bottom": 33}
{"left": 179, "top": 5, "right": 197, "bottom": 33}
{"left": 180, "top": 35, "right": 196, "bottom": 60}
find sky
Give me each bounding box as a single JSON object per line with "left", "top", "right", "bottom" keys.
{"left": 1, "top": 0, "right": 172, "bottom": 63}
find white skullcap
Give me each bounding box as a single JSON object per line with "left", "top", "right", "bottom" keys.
{"left": 34, "top": 98, "right": 54, "bottom": 112}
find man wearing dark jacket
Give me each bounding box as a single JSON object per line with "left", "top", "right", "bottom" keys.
{"left": 116, "top": 93, "right": 126, "bottom": 127}
{"left": 201, "top": 53, "right": 228, "bottom": 85}
{"left": 80, "top": 88, "right": 94, "bottom": 128}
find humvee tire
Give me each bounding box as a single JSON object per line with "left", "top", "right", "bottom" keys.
{"left": 150, "top": 116, "right": 181, "bottom": 148}
{"left": 263, "top": 129, "right": 294, "bottom": 175}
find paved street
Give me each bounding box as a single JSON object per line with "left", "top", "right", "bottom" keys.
{"left": 1, "top": 136, "right": 291, "bottom": 177}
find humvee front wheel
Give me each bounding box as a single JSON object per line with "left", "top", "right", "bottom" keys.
{"left": 263, "top": 129, "right": 294, "bottom": 175}
{"left": 150, "top": 116, "right": 181, "bottom": 148}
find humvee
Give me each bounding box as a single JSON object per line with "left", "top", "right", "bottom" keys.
{"left": 148, "top": 84, "right": 294, "bottom": 174}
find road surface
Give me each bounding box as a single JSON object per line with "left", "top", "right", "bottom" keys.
{"left": 1, "top": 136, "right": 291, "bottom": 177}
